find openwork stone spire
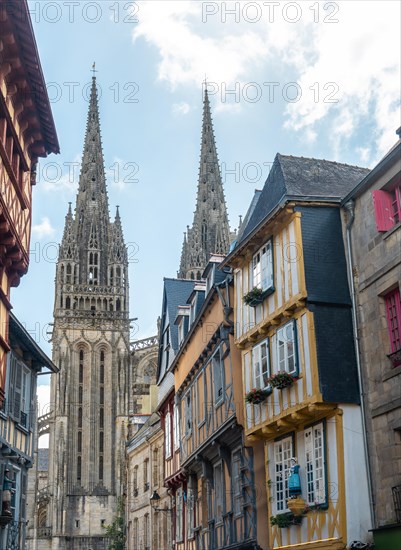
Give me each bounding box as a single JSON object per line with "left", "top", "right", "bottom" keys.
{"left": 56, "top": 75, "right": 129, "bottom": 315}
{"left": 74, "top": 76, "right": 110, "bottom": 285}
{"left": 178, "top": 89, "right": 231, "bottom": 279}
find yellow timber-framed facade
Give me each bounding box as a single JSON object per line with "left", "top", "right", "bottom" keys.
{"left": 224, "top": 154, "right": 372, "bottom": 550}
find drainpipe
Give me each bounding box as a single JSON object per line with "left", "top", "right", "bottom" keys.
{"left": 344, "top": 200, "right": 375, "bottom": 529}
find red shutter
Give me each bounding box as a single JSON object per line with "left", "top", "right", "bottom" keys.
{"left": 372, "top": 190, "right": 394, "bottom": 232}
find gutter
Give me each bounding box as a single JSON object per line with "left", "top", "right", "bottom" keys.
{"left": 343, "top": 200, "right": 376, "bottom": 529}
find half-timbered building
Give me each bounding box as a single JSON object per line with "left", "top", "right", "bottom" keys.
{"left": 171, "top": 254, "right": 265, "bottom": 550}
{"left": 224, "top": 154, "right": 373, "bottom": 550}
{"left": 0, "top": 0, "right": 59, "bottom": 409}
{"left": 157, "top": 278, "right": 198, "bottom": 548}
{"left": 0, "top": 313, "right": 57, "bottom": 548}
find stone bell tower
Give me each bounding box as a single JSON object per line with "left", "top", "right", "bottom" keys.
{"left": 46, "top": 75, "right": 131, "bottom": 550}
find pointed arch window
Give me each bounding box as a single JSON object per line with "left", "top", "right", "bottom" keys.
{"left": 201, "top": 222, "right": 207, "bottom": 249}
{"left": 66, "top": 264, "right": 72, "bottom": 284}
{"left": 77, "top": 431, "right": 82, "bottom": 453}
{"left": 77, "top": 456, "right": 82, "bottom": 481}
{"left": 88, "top": 251, "right": 99, "bottom": 285}
{"left": 99, "top": 408, "right": 104, "bottom": 428}
{"left": 99, "top": 456, "right": 104, "bottom": 481}
{"left": 78, "top": 407, "right": 83, "bottom": 428}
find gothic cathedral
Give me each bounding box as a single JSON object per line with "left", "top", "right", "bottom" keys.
{"left": 46, "top": 76, "right": 131, "bottom": 550}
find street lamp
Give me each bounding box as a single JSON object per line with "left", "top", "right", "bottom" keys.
{"left": 150, "top": 491, "right": 173, "bottom": 513}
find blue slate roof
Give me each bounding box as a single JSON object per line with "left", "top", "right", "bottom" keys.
{"left": 163, "top": 278, "right": 196, "bottom": 353}
{"left": 239, "top": 154, "right": 369, "bottom": 244}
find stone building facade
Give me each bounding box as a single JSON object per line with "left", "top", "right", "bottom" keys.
{"left": 341, "top": 128, "right": 401, "bottom": 540}
{"left": 126, "top": 413, "right": 171, "bottom": 550}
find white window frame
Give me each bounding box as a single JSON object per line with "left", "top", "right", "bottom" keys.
{"left": 212, "top": 347, "right": 224, "bottom": 405}
{"left": 189, "top": 297, "right": 197, "bottom": 326}
{"left": 185, "top": 392, "right": 192, "bottom": 437}
{"left": 173, "top": 403, "right": 180, "bottom": 451}
{"left": 165, "top": 411, "right": 172, "bottom": 459}
{"left": 176, "top": 487, "right": 183, "bottom": 542}
{"left": 186, "top": 485, "right": 195, "bottom": 539}
{"left": 304, "top": 422, "right": 326, "bottom": 505}
{"left": 276, "top": 320, "right": 298, "bottom": 375}
{"left": 273, "top": 435, "right": 293, "bottom": 513}
{"left": 252, "top": 339, "right": 270, "bottom": 389}
{"left": 252, "top": 240, "right": 273, "bottom": 291}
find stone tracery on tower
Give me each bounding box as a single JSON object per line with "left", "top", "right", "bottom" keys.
{"left": 178, "top": 88, "right": 231, "bottom": 279}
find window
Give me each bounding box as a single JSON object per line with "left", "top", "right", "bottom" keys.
{"left": 385, "top": 288, "right": 401, "bottom": 363}
{"left": 133, "top": 466, "right": 138, "bottom": 495}
{"left": 187, "top": 485, "right": 195, "bottom": 539}
{"left": 99, "top": 431, "right": 104, "bottom": 453}
{"left": 165, "top": 411, "right": 172, "bottom": 459}
{"left": 197, "top": 374, "right": 206, "bottom": 424}
{"left": 77, "top": 456, "right": 82, "bottom": 482}
{"left": 232, "top": 451, "right": 242, "bottom": 516}
{"left": 173, "top": 404, "right": 180, "bottom": 451}
{"left": 304, "top": 423, "right": 326, "bottom": 505}
{"left": 144, "top": 513, "right": 149, "bottom": 548}
{"left": 99, "top": 456, "right": 104, "bottom": 481}
{"left": 133, "top": 518, "right": 139, "bottom": 547}
{"left": 7, "top": 353, "right": 31, "bottom": 427}
{"left": 212, "top": 347, "right": 224, "bottom": 404}
{"left": 274, "top": 435, "right": 293, "bottom": 512}
{"left": 185, "top": 392, "right": 192, "bottom": 436}
{"left": 144, "top": 459, "right": 149, "bottom": 491}
{"left": 153, "top": 449, "right": 159, "bottom": 487}
{"left": 214, "top": 462, "right": 225, "bottom": 523}
{"left": 252, "top": 339, "right": 270, "bottom": 389}
{"left": 276, "top": 320, "right": 298, "bottom": 375}
{"left": 252, "top": 240, "right": 273, "bottom": 291}
{"left": 373, "top": 184, "right": 401, "bottom": 231}
{"left": 77, "top": 431, "right": 82, "bottom": 453}
{"left": 176, "top": 488, "right": 183, "bottom": 542}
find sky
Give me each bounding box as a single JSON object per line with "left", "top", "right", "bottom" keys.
{"left": 12, "top": 0, "right": 400, "bottom": 425}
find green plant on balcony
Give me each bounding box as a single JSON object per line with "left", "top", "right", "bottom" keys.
{"left": 243, "top": 287, "right": 265, "bottom": 306}
{"left": 270, "top": 512, "right": 303, "bottom": 528}
{"left": 245, "top": 387, "right": 272, "bottom": 405}
{"left": 267, "top": 371, "right": 297, "bottom": 390}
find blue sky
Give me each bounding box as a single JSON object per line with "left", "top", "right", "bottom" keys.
{"left": 12, "top": 1, "right": 400, "bottom": 411}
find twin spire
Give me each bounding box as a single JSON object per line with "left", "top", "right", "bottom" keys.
{"left": 60, "top": 70, "right": 231, "bottom": 286}
{"left": 178, "top": 88, "right": 231, "bottom": 279}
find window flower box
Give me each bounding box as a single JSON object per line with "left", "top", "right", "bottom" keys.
{"left": 243, "top": 287, "right": 271, "bottom": 307}
{"left": 245, "top": 387, "right": 272, "bottom": 405}
{"left": 270, "top": 512, "right": 303, "bottom": 528}
{"left": 267, "top": 371, "right": 297, "bottom": 390}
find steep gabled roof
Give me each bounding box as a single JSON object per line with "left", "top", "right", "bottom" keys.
{"left": 163, "top": 278, "right": 195, "bottom": 353}
{"left": 239, "top": 154, "right": 370, "bottom": 244}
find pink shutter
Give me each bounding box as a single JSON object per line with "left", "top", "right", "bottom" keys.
{"left": 372, "top": 189, "right": 394, "bottom": 232}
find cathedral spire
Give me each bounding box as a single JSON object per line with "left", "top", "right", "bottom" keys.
{"left": 71, "top": 75, "right": 111, "bottom": 285}
{"left": 178, "top": 87, "right": 231, "bottom": 279}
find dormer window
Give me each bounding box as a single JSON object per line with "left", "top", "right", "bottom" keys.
{"left": 206, "top": 264, "right": 216, "bottom": 294}
{"left": 189, "top": 296, "right": 197, "bottom": 326}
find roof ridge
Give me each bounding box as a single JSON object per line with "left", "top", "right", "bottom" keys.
{"left": 277, "top": 152, "right": 370, "bottom": 170}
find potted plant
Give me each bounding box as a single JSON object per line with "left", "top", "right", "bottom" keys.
{"left": 270, "top": 512, "right": 303, "bottom": 528}
{"left": 243, "top": 287, "right": 265, "bottom": 307}
{"left": 267, "top": 371, "right": 297, "bottom": 389}
{"left": 245, "top": 387, "right": 272, "bottom": 405}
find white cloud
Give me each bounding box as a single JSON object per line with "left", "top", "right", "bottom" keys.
{"left": 41, "top": 153, "right": 82, "bottom": 193}
{"left": 172, "top": 101, "right": 191, "bottom": 115}
{"left": 106, "top": 156, "right": 139, "bottom": 191}
{"left": 132, "top": 0, "right": 400, "bottom": 160}
{"left": 32, "top": 217, "right": 56, "bottom": 240}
